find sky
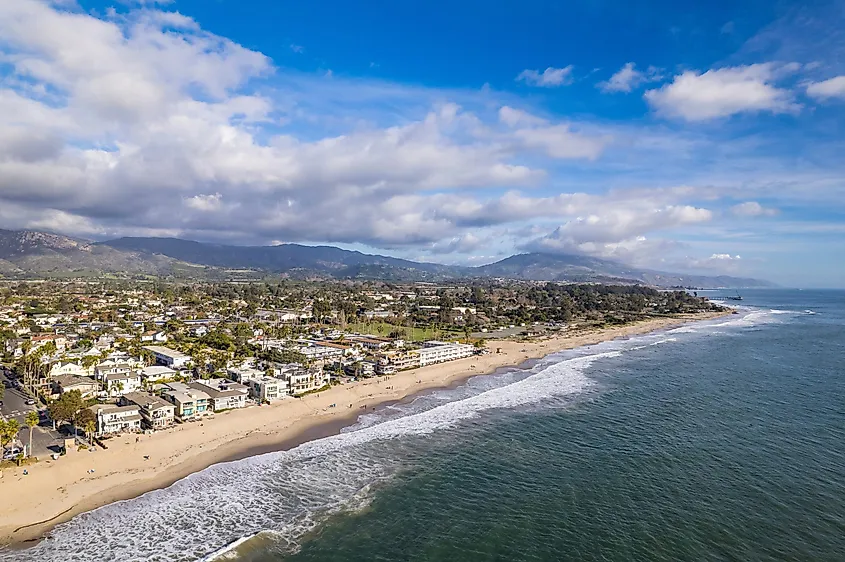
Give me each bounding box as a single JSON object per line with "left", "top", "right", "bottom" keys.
{"left": 0, "top": 1, "right": 844, "bottom": 287}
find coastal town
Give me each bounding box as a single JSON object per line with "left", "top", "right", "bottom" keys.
{"left": 0, "top": 279, "right": 721, "bottom": 463}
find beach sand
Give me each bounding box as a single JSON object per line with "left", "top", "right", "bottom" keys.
{"left": 0, "top": 311, "right": 729, "bottom": 546}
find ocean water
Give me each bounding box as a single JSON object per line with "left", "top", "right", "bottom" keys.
{"left": 3, "top": 289, "right": 844, "bottom": 562}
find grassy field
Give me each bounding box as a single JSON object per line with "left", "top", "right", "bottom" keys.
{"left": 345, "top": 322, "right": 466, "bottom": 343}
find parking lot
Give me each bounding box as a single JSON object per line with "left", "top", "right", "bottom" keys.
{"left": 1, "top": 368, "right": 63, "bottom": 458}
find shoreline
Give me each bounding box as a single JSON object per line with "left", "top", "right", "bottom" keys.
{"left": 0, "top": 310, "right": 731, "bottom": 548}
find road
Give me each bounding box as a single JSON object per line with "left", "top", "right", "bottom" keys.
{"left": 1, "top": 368, "right": 63, "bottom": 458}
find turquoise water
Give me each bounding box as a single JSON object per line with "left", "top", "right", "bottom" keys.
{"left": 3, "top": 290, "right": 843, "bottom": 561}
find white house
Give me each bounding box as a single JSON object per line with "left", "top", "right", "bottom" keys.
{"left": 94, "top": 360, "right": 133, "bottom": 382}
{"left": 122, "top": 392, "right": 176, "bottom": 429}
{"left": 247, "top": 376, "right": 288, "bottom": 402}
{"left": 417, "top": 341, "right": 475, "bottom": 367}
{"left": 105, "top": 371, "right": 142, "bottom": 397}
{"left": 226, "top": 366, "right": 266, "bottom": 384}
{"left": 140, "top": 365, "right": 177, "bottom": 382}
{"left": 285, "top": 368, "right": 331, "bottom": 395}
{"left": 189, "top": 379, "right": 249, "bottom": 411}
{"left": 144, "top": 345, "right": 192, "bottom": 369}
{"left": 90, "top": 404, "right": 142, "bottom": 436}
{"left": 161, "top": 383, "right": 211, "bottom": 421}
{"left": 140, "top": 330, "right": 168, "bottom": 343}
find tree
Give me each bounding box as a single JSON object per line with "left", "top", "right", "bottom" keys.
{"left": 47, "top": 390, "right": 84, "bottom": 431}
{"left": 25, "top": 411, "right": 39, "bottom": 458}
{"left": 0, "top": 383, "right": 4, "bottom": 404}
{"left": 0, "top": 419, "right": 20, "bottom": 452}
{"left": 75, "top": 408, "right": 97, "bottom": 443}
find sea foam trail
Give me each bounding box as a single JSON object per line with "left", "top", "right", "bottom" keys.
{"left": 0, "top": 310, "right": 778, "bottom": 562}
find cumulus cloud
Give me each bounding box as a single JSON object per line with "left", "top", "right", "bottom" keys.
{"left": 686, "top": 253, "right": 742, "bottom": 272}
{"left": 516, "top": 66, "right": 574, "bottom": 87}
{"left": 731, "top": 201, "right": 778, "bottom": 217}
{"left": 806, "top": 76, "right": 845, "bottom": 100}
{"left": 644, "top": 64, "right": 799, "bottom": 121}
{"left": 598, "top": 62, "right": 662, "bottom": 93}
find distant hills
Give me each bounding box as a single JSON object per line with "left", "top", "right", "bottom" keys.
{"left": 0, "top": 229, "right": 773, "bottom": 288}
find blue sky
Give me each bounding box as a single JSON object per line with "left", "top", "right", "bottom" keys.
{"left": 0, "top": 0, "right": 844, "bottom": 287}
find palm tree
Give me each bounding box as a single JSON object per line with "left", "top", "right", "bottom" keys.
{"left": 0, "top": 419, "right": 20, "bottom": 454}
{"left": 84, "top": 419, "right": 97, "bottom": 445}
{"left": 25, "top": 411, "right": 39, "bottom": 458}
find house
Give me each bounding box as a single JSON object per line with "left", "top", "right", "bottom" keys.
{"left": 226, "top": 366, "right": 266, "bottom": 384}
{"left": 161, "top": 383, "right": 211, "bottom": 421}
{"left": 417, "top": 341, "right": 476, "bottom": 367}
{"left": 140, "top": 365, "right": 177, "bottom": 382}
{"left": 377, "top": 350, "right": 420, "bottom": 371}
{"left": 188, "top": 379, "right": 249, "bottom": 411}
{"left": 105, "top": 371, "right": 142, "bottom": 397}
{"left": 285, "top": 367, "right": 331, "bottom": 395}
{"left": 299, "top": 345, "right": 343, "bottom": 362}
{"left": 189, "top": 325, "right": 208, "bottom": 338}
{"left": 144, "top": 345, "right": 192, "bottom": 369}
{"left": 122, "top": 392, "right": 176, "bottom": 429}
{"left": 94, "top": 360, "right": 133, "bottom": 382}
{"left": 90, "top": 404, "right": 143, "bottom": 436}
{"left": 47, "top": 361, "right": 88, "bottom": 380}
{"left": 247, "top": 376, "right": 288, "bottom": 402}
{"left": 348, "top": 337, "right": 394, "bottom": 351}
{"left": 140, "top": 330, "right": 168, "bottom": 343}
{"left": 53, "top": 375, "right": 100, "bottom": 398}
{"left": 30, "top": 334, "right": 68, "bottom": 353}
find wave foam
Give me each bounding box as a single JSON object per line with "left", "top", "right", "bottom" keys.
{"left": 3, "top": 350, "right": 613, "bottom": 562}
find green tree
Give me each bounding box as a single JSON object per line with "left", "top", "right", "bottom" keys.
{"left": 24, "top": 410, "right": 39, "bottom": 458}
{"left": 75, "top": 408, "right": 97, "bottom": 442}
{"left": 0, "top": 419, "right": 20, "bottom": 452}
{"left": 47, "top": 390, "right": 84, "bottom": 430}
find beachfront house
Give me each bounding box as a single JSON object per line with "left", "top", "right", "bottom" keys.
{"left": 286, "top": 367, "right": 331, "bottom": 395}
{"left": 247, "top": 376, "right": 288, "bottom": 402}
{"left": 105, "top": 371, "right": 142, "bottom": 397}
{"left": 144, "top": 345, "right": 192, "bottom": 370}
{"left": 122, "top": 392, "right": 176, "bottom": 429}
{"left": 416, "top": 341, "right": 476, "bottom": 367}
{"left": 90, "top": 404, "right": 143, "bottom": 436}
{"left": 161, "top": 383, "right": 210, "bottom": 421}
{"left": 188, "top": 379, "right": 249, "bottom": 411}
{"left": 94, "top": 360, "right": 134, "bottom": 382}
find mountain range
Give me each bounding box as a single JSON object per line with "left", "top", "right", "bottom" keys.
{"left": 0, "top": 229, "right": 773, "bottom": 288}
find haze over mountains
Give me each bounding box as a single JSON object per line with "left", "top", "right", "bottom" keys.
{"left": 0, "top": 229, "right": 772, "bottom": 288}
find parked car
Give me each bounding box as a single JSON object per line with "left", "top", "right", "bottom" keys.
{"left": 25, "top": 399, "right": 36, "bottom": 406}
{"left": 3, "top": 448, "right": 22, "bottom": 461}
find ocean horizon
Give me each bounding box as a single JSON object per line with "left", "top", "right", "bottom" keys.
{"left": 3, "top": 289, "right": 844, "bottom": 562}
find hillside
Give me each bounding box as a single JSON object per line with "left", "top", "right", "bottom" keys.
{"left": 0, "top": 230, "right": 773, "bottom": 287}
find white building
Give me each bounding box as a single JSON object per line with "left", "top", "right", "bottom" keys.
{"left": 144, "top": 345, "right": 192, "bottom": 370}
{"left": 417, "top": 341, "right": 476, "bottom": 367}
{"left": 247, "top": 376, "right": 288, "bottom": 402}
{"left": 90, "top": 404, "right": 142, "bottom": 436}
{"left": 105, "top": 371, "right": 142, "bottom": 397}
{"left": 141, "top": 330, "right": 168, "bottom": 343}
{"left": 189, "top": 379, "right": 249, "bottom": 411}
{"left": 122, "top": 392, "right": 176, "bottom": 430}
{"left": 286, "top": 368, "right": 331, "bottom": 395}
{"left": 227, "top": 366, "right": 266, "bottom": 384}
{"left": 95, "top": 360, "right": 133, "bottom": 382}
{"left": 162, "top": 383, "right": 211, "bottom": 421}
{"left": 299, "top": 345, "right": 343, "bottom": 362}
{"left": 140, "top": 365, "right": 177, "bottom": 383}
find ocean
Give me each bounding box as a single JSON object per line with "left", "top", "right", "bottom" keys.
{"left": 3, "top": 289, "right": 844, "bottom": 562}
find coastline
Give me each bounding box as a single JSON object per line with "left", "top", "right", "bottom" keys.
{"left": 0, "top": 310, "right": 731, "bottom": 547}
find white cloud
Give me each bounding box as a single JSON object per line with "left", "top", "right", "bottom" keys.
{"left": 184, "top": 193, "right": 224, "bottom": 212}
{"left": 516, "top": 66, "right": 574, "bottom": 87}
{"left": 644, "top": 64, "right": 799, "bottom": 121}
{"left": 731, "top": 201, "right": 778, "bottom": 217}
{"left": 686, "top": 253, "right": 742, "bottom": 271}
{"left": 598, "top": 62, "right": 661, "bottom": 93}
{"left": 806, "top": 76, "right": 845, "bottom": 100}
{"left": 290, "top": 44, "right": 304, "bottom": 54}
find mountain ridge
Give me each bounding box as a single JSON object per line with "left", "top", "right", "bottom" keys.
{"left": 0, "top": 230, "right": 773, "bottom": 287}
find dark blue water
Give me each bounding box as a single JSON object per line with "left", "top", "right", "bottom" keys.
{"left": 4, "top": 290, "right": 843, "bottom": 562}
{"left": 269, "top": 290, "right": 845, "bottom": 562}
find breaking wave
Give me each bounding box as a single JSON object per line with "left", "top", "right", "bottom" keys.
{"left": 0, "top": 308, "right": 784, "bottom": 562}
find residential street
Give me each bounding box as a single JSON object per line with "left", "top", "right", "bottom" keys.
{"left": 1, "top": 368, "right": 62, "bottom": 458}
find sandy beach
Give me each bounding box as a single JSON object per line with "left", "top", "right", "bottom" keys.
{"left": 0, "top": 311, "right": 729, "bottom": 546}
